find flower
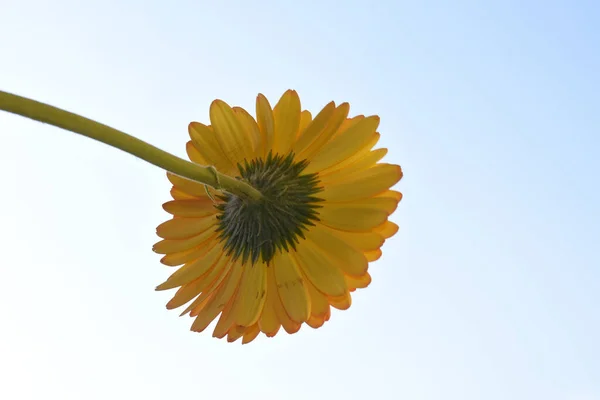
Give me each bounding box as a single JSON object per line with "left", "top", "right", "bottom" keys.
{"left": 153, "top": 90, "right": 403, "bottom": 343}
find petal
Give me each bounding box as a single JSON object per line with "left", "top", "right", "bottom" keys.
{"left": 156, "top": 215, "right": 217, "bottom": 240}
{"left": 345, "top": 272, "right": 372, "bottom": 291}
{"left": 365, "top": 249, "right": 382, "bottom": 262}
{"left": 162, "top": 199, "right": 217, "bottom": 217}
{"left": 256, "top": 94, "right": 274, "bottom": 158}
{"left": 273, "top": 90, "right": 301, "bottom": 155}
{"left": 377, "top": 190, "right": 403, "bottom": 202}
{"left": 166, "top": 256, "right": 231, "bottom": 310}
{"left": 232, "top": 106, "right": 261, "bottom": 155}
{"left": 306, "top": 280, "right": 331, "bottom": 329}
{"left": 212, "top": 271, "right": 245, "bottom": 337}
{"left": 210, "top": 100, "right": 254, "bottom": 163}
{"left": 293, "top": 101, "right": 336, "bottom": 156}
{"left": 184, "top": 261, "right": 236, "bottom": 318}
{"left": 273, "top": 252, "right": 310, "bottom": 323}
{"left": 335, "top": 116, "right": 365, "bottom": 138}
{"left": 190, "top": 260, "right": 244, "bottom": 332}
{"left": 374, "top": 221, "right": 399, "bottom": 239}
{"left": 307, "top": 312, "right": 330, "bottom": 329}
{"left": 242, "top": 324, "right": 261, "bottom": 344}
{"left": 170, "top": 187, "right": 196, "bottom": 200}
{"left": 319, "top": 147, "right": 387, "bottom": 185}
{"left": 329, "top": 291, "right": 352, "bottom": 310}
{"left": 305, "top": 116, "right": 380, "bottom": 174}
{"left": 188, "top": 122, "right": 236, "bottom": 174}
{"left": 258, "top": 280, "right": 281, "bottom": 337}
{"left": 298, "top": 103, "right": 350, "bottom": 161}
{"left": 308, "top": 224, "right": 368, "bottom": 277}
{"left": 160, "top": 239, "right": 213, "bottom": 266}
{"left": 230, "top": 262, "right": 268, "bottom": 327}
{"left": 319, "top": 204, "right": 388, "bottom": 231}
{"left": 322, "top": 227, "right": 384, "bottom": 252}
{"left": 294, "top": 241, "right": 348, "bottom": 297}
{"left": 332, "top": 197, "right": 399, "bottom": 214}
{"left": 226, "top": 326, "right": 245, "bottom": 343}
{"left": 153, "top": 228, "right": 215, "bottom": 254}
{"left": 186, "top": 140, "right": 208, "bottom": 165}
{"left": 156, "top": 243, "right": 223, "bottom": 290}
{"left": 321, "top": 163, "right": 402, "bottom": 202}
{"left": 268, "top": 263, "right": 302, "bottom": 334}
{"left": 167, "top": 172, "right": 210, "bottom": 198}
{"left": 298, "top": 110, "right": 312, "bottom": 139}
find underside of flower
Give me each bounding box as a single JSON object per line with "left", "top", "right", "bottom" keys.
{"left": 215, "top": 152, "right": 323, "bottom": 265}
{"left": 154, "top": 89, "right": 403, "bottom": 344}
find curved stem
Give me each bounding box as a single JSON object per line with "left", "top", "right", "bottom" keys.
{"left": 0, "top": 90, "right": 262, "bottom": 201}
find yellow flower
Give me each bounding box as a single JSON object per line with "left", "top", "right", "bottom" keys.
{"left": 153, "top": 90, "right": 403, "bottom": 343}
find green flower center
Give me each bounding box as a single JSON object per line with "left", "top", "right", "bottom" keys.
{"left": 215, "top": 152, "right": 323, "bottom": 265}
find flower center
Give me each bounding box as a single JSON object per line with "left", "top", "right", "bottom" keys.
{"left": 215, "top": 152, "right": 323, "bottom": 265}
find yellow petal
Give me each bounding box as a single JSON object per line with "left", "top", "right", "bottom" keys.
{"left": 188, "top": 122, "right": 235, "bottom": 174}
{"left": 242, "top": 324, "right": 261, "bottom": 344}
{"left": 334, "top": 115, "right": 365, "bottom": 139}
{"left": 329, "top": 291, "right": 352, "bottom": 310}
{"left": 183, "top": 293, "right": 211, "bottom": 318}
{"left": 377, "top": 190, "right": 403, "bottom": 202}
{"left": 170, "top": 187, "right": 196, "bottom": 200}
{"left": 273, "top": 90, "right": 301, "bottom": 155}
{"left": 256, "top": 94, "right": 274, "bottom": 158}
{"left": 167, "top": 277, "right": 207, "bottom": 311}
{"left": 155, "top": 215, "right": 217, "bottom": 240}
{"left": 308, "top": 224, "right": 368, "bottom": 277}
{"left": 210, "top": 100, "right": 254, "bottom": 163}
{"left": 156, "top": 243, "right": 223, "bottom": 291}
{"left": 319, "top": 147, "right": 387, "bottom": 184}
{"left": 293, "top": 101, "right": 336, "bottom": 155}
{"left": 321, "top": 163, "right": 402, "bottom": 202}
{"left": 298, "top": 110, "right": 312, "bottom": 139}
{"left": 294, "top": 241, "right": 347, "bottom": 297}
{"left": 153, "top": 228, "right": 215, "bottom": 254}
{"left": 162, "top": 199, "right": 217, "bottom": 217}
{"left": 365, "top": 249, "right": 382, "bottom": 262}
{"left": 212, "top": 267, "right": 245, "bottom": 338}
{"left": 186, "top": 141, "right": 208, "bottom": 165}
{"left": 323, "top": 227, "right": 384, "bottom": 252}
{"left": 230, "top": 262, "right": 268, "bottom": 327}
{"left": 167, "top": 172, "right": 210, "bottom": 198}
{"left": 333, "top": 196, "right": 399, "bottom": 214}
{"left": 346, "top": 272, "right": 372, "bottom": 291}
{"left": 258, "top": 281, "right": 281, "bottom": 337}
{"left": 319, "top": 204, "right": 388, "bottom": 231}
{"left": 160, "top": 239, "right": 213, "bottom": 266}
{"left": 305, "top": 116, "right": 380, "bottom": 173}
{"left": 298, "top": 103, "right": 350, "bottom": 160}
{"left": 263, "top": 263, "right": 300, "bottom": 334}
{"left": 183, "top": 260, "right": 233, "bottom": 317}
{"left": 307, "top": 313, "right": 329, "bottom": 329}
{"left": 227, "top": 325, "right": 246, "bottom": 343}
{"left": 273, "top": 253, "right": 310, "bottom": 323}
{"left": 302, "top": 268, "right": 330, "bottom": 329}
{"left": 374, "top": 221, "right": 399, "bottom": 239}
{"left": 190, "top": 261, "right": 243, "bottom": 332}
{"left": 166, "top": 256, "right": 231, "bottom": 310}
{"left": 233, "top": 106, "right": 261, "bottom": 155}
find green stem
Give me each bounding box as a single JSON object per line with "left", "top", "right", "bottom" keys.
{"left": 0, "top": 90, "right": 262, "bottom": 201}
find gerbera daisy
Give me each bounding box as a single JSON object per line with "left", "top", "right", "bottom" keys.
{"left": 153, "top": 90, "right": 403, "bottom": 344}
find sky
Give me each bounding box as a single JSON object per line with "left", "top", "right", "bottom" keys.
{"left": 0, "top": 0, "right": 599, "bottom": 399}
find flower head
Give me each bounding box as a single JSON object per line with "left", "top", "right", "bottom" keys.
{"left": 154, "top": 90, "right": 402, "bottom": 343}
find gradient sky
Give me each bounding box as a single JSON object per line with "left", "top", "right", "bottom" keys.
{"left": 1, "top": 1, "right": 599, "bottom": 399}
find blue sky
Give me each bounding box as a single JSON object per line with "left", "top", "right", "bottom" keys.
{"left": 1, "top": 1, "right": 598, "bottom": 399}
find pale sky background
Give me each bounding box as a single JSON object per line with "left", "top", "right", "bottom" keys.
{"left": 1, "top": 1, "right": 598, "bottom": 399}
